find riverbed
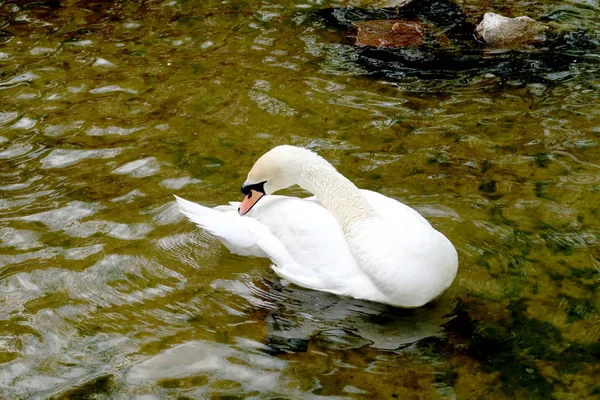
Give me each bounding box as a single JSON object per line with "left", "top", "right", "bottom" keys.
{"left": 0, "top": 0, "right": 599, "bottom": 398}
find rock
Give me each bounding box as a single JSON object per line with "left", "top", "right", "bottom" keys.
{"left": 475, "top": 12, "right": 549, "bottom": 48}
{"left": 319, "top": 0, "right": 472, "bottom": 34}
{"left": 451, "top": 0, "right": 550, "bottom": 26}
{"left": 318, "top": 4, "right": 415, "bottom": 30}
{"left": 320, "top": 2, "right": 594, "bottom": 82}
{"left": 356, "top": 0, "right": 416, "bottom": 7}
{"left": 344, "top": 19, "right": 425, "bottom": 48}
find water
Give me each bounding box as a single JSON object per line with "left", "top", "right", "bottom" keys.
{"left": 1, "top": 0, "right": 599, "bottom": 398}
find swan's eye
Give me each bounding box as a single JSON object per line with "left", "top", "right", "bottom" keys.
{"left": 241, "top": 181, "right": 267, "bottom": 196}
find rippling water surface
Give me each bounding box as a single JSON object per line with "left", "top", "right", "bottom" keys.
{"left": 1, "top": 0, "right": 599, "bottom": 398}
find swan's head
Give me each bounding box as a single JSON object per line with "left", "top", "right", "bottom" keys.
{"left": 238, "top": 145, "right": 324, "bottom": 215}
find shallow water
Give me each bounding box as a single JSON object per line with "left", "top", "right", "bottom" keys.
{"left": 0, "top": 0, "right": 599, "bottom": 398}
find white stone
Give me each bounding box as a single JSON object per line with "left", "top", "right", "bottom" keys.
{"left": 475, "top": 12, "right": 548, "bottom": 48}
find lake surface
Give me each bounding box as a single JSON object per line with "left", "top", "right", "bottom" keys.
{"left": 1, "top": 0, "right": 599, "bottom": 398}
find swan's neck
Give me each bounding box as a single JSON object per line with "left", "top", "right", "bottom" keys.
{"left": 297, "top": 164, "right": 376, "bottom": 229}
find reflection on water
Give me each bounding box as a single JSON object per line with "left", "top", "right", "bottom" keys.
{"left": 0, "top": 0, "right": 599, "bottom": 398}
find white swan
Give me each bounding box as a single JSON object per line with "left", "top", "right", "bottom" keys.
{"left": 175, "top": 145, "right": 458, "bottom": 308}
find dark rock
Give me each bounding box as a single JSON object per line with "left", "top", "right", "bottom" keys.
{"left": 558, "top": 29, "right": 597, "bottom": 51}
{"left": 344, "top": 19, "right": 425, "bottom": 48}
{"left": 319, "top": 0, "right": 474, "bottom": 35}
{"left": 417, "top": 0, "right": 472, "bottom": 35}
{"left": 358, "top": 0, "right": 417, "bottom": 7}
{"left": 353, "top": 42, "right": 583, "bottom": 81}
{"left": 318, "top": 5, "right": 416, "bottom": 30}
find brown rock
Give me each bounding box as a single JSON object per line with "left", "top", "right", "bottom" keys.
{"left": 344, "top": 19, "right": 425, "bottom": 48}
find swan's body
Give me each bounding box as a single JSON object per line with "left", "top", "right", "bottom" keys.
{"left": 176, "top": 146, "right": 458, "bottom": 308}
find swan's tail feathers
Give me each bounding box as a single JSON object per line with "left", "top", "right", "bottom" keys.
{"left": 174, "top": 195, "right": 264, "bottom": 257}
{"left": 174, "top": 195, "right": 237, "bottom": 237}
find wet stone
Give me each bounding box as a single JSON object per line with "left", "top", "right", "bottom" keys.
{"left": 344, "top": 20, "right": 425, "bottom": 48}
{"left": 356, "top": 0, "right": 416, "bottom": 7}
{"left": 318, "top": 3, "right": 416, "bottom": 30}
{"left": 319, "top": 0, "right": 471, "bottom": 34}
{"left": 475, "top": 12, "right": 549, "bottom": 48}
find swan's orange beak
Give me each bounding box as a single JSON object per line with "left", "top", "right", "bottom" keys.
{"left": 238, "top": 189, "right": 264, "bottom": 216}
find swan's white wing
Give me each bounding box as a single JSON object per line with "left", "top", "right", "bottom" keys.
{"left": 175, "top": 195, "right": 266, "bottom": 257}
{"left": 175, "top": 196, "right": 333, "bottom": 290}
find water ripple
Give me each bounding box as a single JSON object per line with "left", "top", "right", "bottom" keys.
{"left": 0, "top": 228, "right": 42, "bottom": 251}
{"left": 112, "top": 157, "right": 160, "bottom": 178}
{"left": 0, "top": 112, "right": 19, "bottom": 125}
{"left": 90, "top": 85, "right": 138, "bottom": 95}
{"left": 0, "top": 143, "right": 34, "bottom": 160}
{"left": 21, "top": 201, "right": 102, "bottom": 230}
{"left": 87, "top": 126, "right": 143, "bottom": 136}
{"left": 41, "top": 148, "right": 122, "bottom": 169}
{"left": 126, "top": 340, "right": 288, "bottom": 395}
{"left": 248, "top": 80, "right": 296, "bottom": 116}
{"left": 0, "top": 72, "right": 38, "bottom": 88}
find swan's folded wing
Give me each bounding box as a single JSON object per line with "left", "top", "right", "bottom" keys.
{"left": 174, "top": 195, "right": 266, "bottom": 257}
{"left": 174, "top": 196, "right": 331, "bottom": 287}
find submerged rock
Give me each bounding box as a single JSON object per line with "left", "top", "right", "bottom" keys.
{"left": 343, "top": 19, "right": 425, "bottom": 48}
{"left": 356, "top": 0, "right": 416, "bottom": 6}
{"left": 475, "top": 12, "right": 549, "bottom": 48}
{"left": 319, "top": 5, "right": 412, "bottom": 30}
{"left": 320, "top": 0, "right": 472, "bottom": 34}
{"left": 318, "top": 0, "right": 597, "bottom": 81}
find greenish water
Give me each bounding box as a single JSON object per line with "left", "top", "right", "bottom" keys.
{"left": 1, "top": 0, "right": 599, "bottom": 398}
